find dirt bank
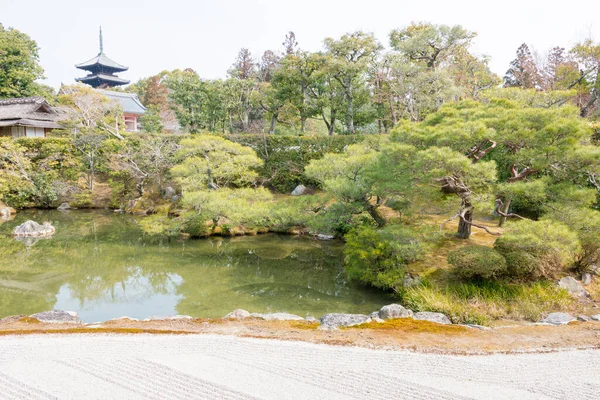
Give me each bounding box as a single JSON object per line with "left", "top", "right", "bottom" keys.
{"left": 1, "top": 315, "right": 599, "bottom": 354}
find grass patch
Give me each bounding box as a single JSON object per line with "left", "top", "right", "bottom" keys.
{"left": 402, "top": 280, "right": 573, "bottom": 325}
{"left": 17, "top": 317, "right": 41, "bottom": 324}
{"left": 345, "top": 318, "right": 467, "bottom": 334}
{"left": 289, "top": 321, "right": 320, "bottom": 330}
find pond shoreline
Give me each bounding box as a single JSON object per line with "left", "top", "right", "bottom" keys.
{"left": 1, "top": 312, "right": 600, "bottom": 355}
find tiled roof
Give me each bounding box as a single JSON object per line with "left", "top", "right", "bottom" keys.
{"left": 75, "top": 53, "right": 128, "bottom": 71}
{"left": 76, "top": 74, "right": 130, "bottom": 85}
{"left": 0, "top": 97, "right": 62, "bottom": 128}
{"left": 96, "top": 89, "right": 146, "bottom": 115}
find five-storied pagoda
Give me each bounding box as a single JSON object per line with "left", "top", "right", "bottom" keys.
{"left": 75, "top": 27, "right": 130, "bottom": 88}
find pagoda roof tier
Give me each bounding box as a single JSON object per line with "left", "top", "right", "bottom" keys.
{"left": 76, "top": 73, "right": 130, "bottom": 88}
{"left": 75, "top": 53, "right": 128, "bottom": 73}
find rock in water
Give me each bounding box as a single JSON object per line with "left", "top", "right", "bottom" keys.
{"left": 57, "top": 203, "right": 71, "bottom": 210}
{"left": 541, "top": 312, "right": 576, "bottom": 325}
{"left": 413, "top": 312, "right": 452, "bottom": 325}
{"left": 378, "top": 304, "right": 413, "bottom": 320}
{"left": 223, "top": 309, "right": 250, "bottom": 319}
{"left": 30, "top": 310, "right": 81, "bottom": 324}
{"left": 317, "top": 234, "right": 335, "bottom": 240}
{"left": 319, "top": 313, "right": 371, "bottom": 329}
{"left": 558, "top": 276, "right": 589, "bottom": 299}
{"left": 12, "top": 220, "right": 55, "bottom": 237}
{"left": 291, "top": 185, "right": 308, "bottom": 196}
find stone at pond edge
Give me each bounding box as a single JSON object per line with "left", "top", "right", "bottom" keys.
{"left": 13, "top": 220, "right": 56, "bottom": 237}
{"left": 582, "top": 273, "right": 593, "bottom": 286}
{"left": 557, "top": 276, "right": 589, "bottom": 299}
{"left": 249, "top": 312, "right": 304, "bottom": 321}
{"left": 541, "top": 312, "right": 576, "bottom": 325}
{"left": 369, "top": 312, "right": 384, "bottom": 323}
{"left": 57, "top": 203, "right": 71, "bottom": 210}
{"left": 0, "top": 202, "right": 16, "bottom": 219}
{"left": 143, "top": 315, "right": 194, "bottom": 321}
{"left": 591, "top": 314, "right": 600, "bottom": 321}
{"left": 30, "top": 310, "right": 81, "bottom": 324}
{"left": 378, "top": 304, "right": 413, "bottom": 320}
{"left": 413, "top": 312, "right": 452, "bottom": 325}
{"left": 577, "top": 315, "right": 592, "bottom": 322}
{"left": 305, "top": 316, "right": 318, "bottom": 323}
{"left": 223, "top": 309, "right": 251, "bottom": 319}
{"left": 317, "top": 234, "right": 335, "bottom": 240}
{"left": 291, "top": 185, "right": 308, "bottom": 196}
{"left": 319, "top": 313, "right": 371, "bottom": 329}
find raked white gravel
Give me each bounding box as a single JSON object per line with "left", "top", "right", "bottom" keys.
{"left": 0, "top": 334, "right": 599, "bottom": 399}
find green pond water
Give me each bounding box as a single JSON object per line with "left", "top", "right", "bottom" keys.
{"left": 0, "top": 210, "right": 391, "bottom": 323}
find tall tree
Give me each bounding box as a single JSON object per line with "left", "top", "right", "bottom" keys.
{"left": 258, "top": 50, "right": 280, "bottom": 83}
{"left": 0, "top": 24, "right": 45, "bottom": 98}
{"left": 389, "top": 23, "right": 476, "bottom": 69}
{"left": 571, "top": 39, "right": 600, "bottom": 118}
{"left": 504, "top": 44, "right": 543, "bottom": 89}
{"left": 324, "top": 31, "right": 382, "bottom": 134}
{"left": 282, "top": 31, "right": 298, "bottom": 55}
{"left": 164, "top": 69, "right": 207, "bottom": 133}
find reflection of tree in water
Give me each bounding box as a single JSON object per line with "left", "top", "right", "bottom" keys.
{"left": 0, "top": 210, "right": 389, "bottom": 319}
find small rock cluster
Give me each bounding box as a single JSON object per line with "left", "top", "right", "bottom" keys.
{"left": 222, "top": 304, "right": 453, "bottom": 330}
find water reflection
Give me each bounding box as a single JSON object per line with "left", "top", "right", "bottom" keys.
{"left": 0, "top": 210, "right": 391, "bottom": 322}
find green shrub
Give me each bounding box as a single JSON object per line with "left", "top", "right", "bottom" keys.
{"left": 448, "top": 245, "right": 507, "bottom": 280}
{"left": 344, "top": 225, "right": 422, "bottom": 291}
{"left": 71, "top": 191, "right": 93, "bottom": 208}
{"left": 494, "top": 219, "right": 580, "bottom": 279}
{"left": 225, "top": 134, "right": 364, "bottom": 192}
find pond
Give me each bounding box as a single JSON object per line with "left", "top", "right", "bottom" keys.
{"left": 0, "top": 210, "right": 391, "bottom": 323}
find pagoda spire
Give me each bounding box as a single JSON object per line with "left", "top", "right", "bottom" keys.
{"left": 99, "top": 26, "right": 103, "bottom": 54}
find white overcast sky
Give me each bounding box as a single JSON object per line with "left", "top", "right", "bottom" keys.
{"left": 2, "top": 0, "right": 599, "bottom": 89}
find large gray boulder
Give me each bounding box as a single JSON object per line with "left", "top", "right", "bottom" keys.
{"left": 223, "top": 309, "right": 250, "bottom": 319}
{"left": 541, "top": 312, "right": 576, "bottom": 325}
{"left": 30, "top": 310, "right": 81, "bottom": 324}
{"left": 319, "top": 313, "right": 371, "bottom": 329}
{"left": 13, "top": 220, "right": 55, "bottom": 237}
{"left": 558, "top": 276, "right": 589, "bottom": 298}
{"left": 291, "top": 185, "right": 308, "bottom": 196}
{"left": 378, "top": 304, "right": 413, "bottom": 320}
{"left": 413, "top": 312, "right": 452, "bottom": 325}
{"left": 249, "top": 312, "right": 304, "bottom": 321}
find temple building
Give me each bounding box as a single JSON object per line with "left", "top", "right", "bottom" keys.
{"left": 0, "top": 97, "right": 63, "bottom": 138}
{"left": 96, "top": 89, "right": 146, "bottom": 132}
{"left": 75, "top": 28, "right": 130, "bottom": 88}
